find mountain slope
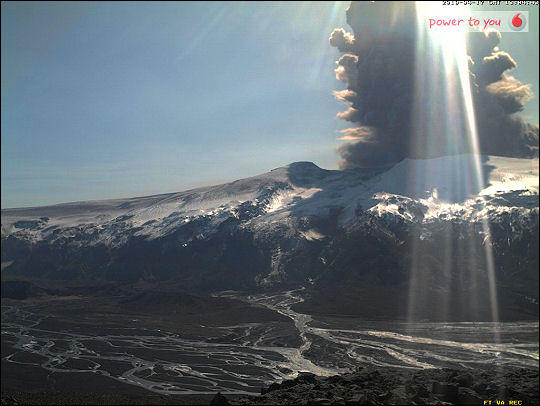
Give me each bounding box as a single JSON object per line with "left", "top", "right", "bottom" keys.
{"left": 2, "top": 155, "right": 538, "bottom": 320}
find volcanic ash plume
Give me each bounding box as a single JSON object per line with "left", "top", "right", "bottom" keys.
{"left": 330, "top": 1, "right": 539, "bottom": 169}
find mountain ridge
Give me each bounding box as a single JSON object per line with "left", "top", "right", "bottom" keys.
{"left": 2, "top": 154, "right": 538, "bottom": 321}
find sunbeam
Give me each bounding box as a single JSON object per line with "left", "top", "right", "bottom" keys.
{"left": 407, "top": 2, "right": 500, "bottom": 328}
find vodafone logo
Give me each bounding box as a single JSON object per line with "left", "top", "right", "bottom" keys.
{"left": 426, "top": 11, "right": 529, "bottom": 33}
{"left": 509, "top": 12, "right": 527, "bottom": 31}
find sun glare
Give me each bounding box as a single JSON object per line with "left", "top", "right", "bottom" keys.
{"left": 408, "top": 2, "right": 500, "bottom": 329}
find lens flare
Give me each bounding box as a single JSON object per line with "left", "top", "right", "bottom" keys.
{"left": 407, "top": 3, "right": 500, "bottom": 331}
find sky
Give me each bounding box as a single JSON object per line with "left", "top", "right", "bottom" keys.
{"left": 1, "top": 1, "right": 538, "bottom": 208}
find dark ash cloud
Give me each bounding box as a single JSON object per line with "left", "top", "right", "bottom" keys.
{"left": 330, "top": 1, "right": 539, "bottom": 169}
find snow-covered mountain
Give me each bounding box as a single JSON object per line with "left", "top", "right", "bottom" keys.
{"left": 2, "top": 155, "right": 537, "bottom": 245}
{"left": 1, "top": 155, "right": 538, "bottom": 320}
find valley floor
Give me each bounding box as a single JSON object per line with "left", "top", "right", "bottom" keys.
{"left": 1, "top": 288, "right": 538, "bottom": 405}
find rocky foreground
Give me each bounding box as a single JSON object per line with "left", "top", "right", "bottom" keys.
{"left": 1, "top": 367, "right": 538, "bottom": 405}
{"left": 228, "top": 367, "right": 539, "bottom": 405}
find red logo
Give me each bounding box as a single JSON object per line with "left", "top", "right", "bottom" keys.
{"left": 511, "top": 13, "right": 523, "bottom": 28}
{"left": 509, "top": 12, "right": 526, "bottom": 31}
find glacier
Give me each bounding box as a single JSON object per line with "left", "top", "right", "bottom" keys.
{"left": 1, "top": 154, "right": 538, "bottom": 321}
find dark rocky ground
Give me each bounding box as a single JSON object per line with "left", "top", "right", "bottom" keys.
{"left": 0, "top": 283, "right": 296, "bottom": 339}
{"left": 0, "top": 393, "right": 229, "bottom": 405}
{"left": 2, "top": 367, "right": 538, "bottom": 405}
{"left": 0, "top": 360, "right": 240, "bottom": 405}
{"left": 232, "top": 367, "right": 539, "bottom": 405}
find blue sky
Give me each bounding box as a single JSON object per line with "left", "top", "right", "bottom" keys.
{"left": 2, "top": 2, "right": 538, "bottom": 208}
